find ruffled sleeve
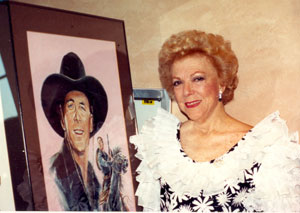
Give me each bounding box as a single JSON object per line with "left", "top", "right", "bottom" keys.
{"left": 243, "top": 112, "right": 300, "bottom": 212}
{"left": 130, "top": 108, "right": 178, "bottom": 211}
{"left": 132, "top": 152, "right": 161, "bottom": 211}
{"left": 130, "top": 134, "right": 161, "bottom": 211}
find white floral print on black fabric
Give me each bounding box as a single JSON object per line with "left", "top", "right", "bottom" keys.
{"left": 160, "top": 129, "right": 261, "bottom": 212}
{"left": 160, "top": 162, "right": 261, "bottom": 212}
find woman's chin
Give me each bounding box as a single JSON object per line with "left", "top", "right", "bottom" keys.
{"left": 185, "top": 112, "right": 204, "bottom": 122}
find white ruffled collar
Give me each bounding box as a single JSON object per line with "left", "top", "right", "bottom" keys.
{"left": 138, "top": 108, "right": 293, "bottom": 197}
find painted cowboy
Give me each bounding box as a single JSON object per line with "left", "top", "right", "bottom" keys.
{"left": 41, "top": 52, "right": 108, "bottom": 211}
{"left": 96, "top": 136, "right": 112, "bottom": 210}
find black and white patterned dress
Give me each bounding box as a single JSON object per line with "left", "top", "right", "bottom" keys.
{"left": 160, "top": 129, "right": 261, "bottom": 212}
{"left": 130, "top": 108, "right": 300, "bottom": 212}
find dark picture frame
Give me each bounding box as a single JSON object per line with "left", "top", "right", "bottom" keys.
{"left": 1, "top": 2, "right": 139, "bottom": 211}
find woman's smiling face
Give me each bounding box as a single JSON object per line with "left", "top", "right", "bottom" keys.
{"left": 171, "top": 53, "right": 222, "bottom": 122}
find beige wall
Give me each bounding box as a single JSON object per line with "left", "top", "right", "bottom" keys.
{"left": 13, "top": 0, "right": 300, "bottom": 133}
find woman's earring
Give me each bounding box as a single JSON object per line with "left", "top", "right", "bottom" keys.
{"left": 218, "top": 91, "right": 222, "bottom": 102}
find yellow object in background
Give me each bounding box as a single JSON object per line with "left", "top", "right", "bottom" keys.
{"left": 142, "top": 100, "right": 155, "bottom": 105}
{"left": 133, "top": 89, "right": 171, "bottom": 133}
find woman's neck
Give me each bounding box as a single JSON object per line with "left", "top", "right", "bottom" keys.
{"left": 188, "top": 104, "right": 230, "bottom": 135}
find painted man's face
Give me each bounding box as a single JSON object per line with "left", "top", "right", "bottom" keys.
{"left": 61, "top": 90, "right": 93, "bottom": 154}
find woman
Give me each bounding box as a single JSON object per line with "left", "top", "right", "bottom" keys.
{"left": 130, "top": 30, "right": 300, "bottom": 212}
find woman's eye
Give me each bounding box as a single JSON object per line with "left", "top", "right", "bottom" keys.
{"left": 173, "top": 80, "right": 182, "bottom": 87}
{"left": 193, "top": 76, "right": 205, "bottom": 82}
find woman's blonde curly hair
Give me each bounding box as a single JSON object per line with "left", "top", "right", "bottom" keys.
{"left": 158, "top": 30, "right": 239, "bottom": 105}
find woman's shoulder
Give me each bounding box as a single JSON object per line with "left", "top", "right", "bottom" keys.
{"left": 248, "top": 111, "right": 298, "bottom": 145}
{"left": 251, "top": 111, "right": 288, "bottom": 132}
{"left": 237, "top": 111, "right": 300, "bottom": 173}
{"left": 226, "top": 111, "right": 298, "bottom": 145}
{"left": 229, "top": 117, "right": 252, "bottom": 133}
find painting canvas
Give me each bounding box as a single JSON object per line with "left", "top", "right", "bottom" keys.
{"left": 27, "top": 31, "right": 136, "bottom": 211}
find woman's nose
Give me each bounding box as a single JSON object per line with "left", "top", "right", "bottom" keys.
{"left": 183, "top": 82, "right": 193, "bottom": 96}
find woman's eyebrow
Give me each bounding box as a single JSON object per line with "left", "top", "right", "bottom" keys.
{"left": 172, "top": 71, "right": 206, "bottom": 78}
{"left": 191, "top": 70, "right": 206, "bottom": 75}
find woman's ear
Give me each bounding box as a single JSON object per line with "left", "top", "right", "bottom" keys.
{"left": 219, "top": 84, "right": 226, "bottom": 93}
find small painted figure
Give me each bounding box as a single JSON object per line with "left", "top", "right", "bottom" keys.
{"left": 96, "top": 136, "right": 129, "bottom": 211}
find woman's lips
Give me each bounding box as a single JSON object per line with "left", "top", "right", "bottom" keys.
{"left": 185, "top": 100, "right": 201, "bottom": 108}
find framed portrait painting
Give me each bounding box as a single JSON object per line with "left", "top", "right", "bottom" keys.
{"left": 4, "top": 2, "right": 138, "bottom": 211}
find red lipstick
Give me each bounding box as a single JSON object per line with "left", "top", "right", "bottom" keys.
{"left": 185, "top": 100, "right": 201, "bottom": 108}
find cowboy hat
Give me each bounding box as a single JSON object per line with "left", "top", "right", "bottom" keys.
{"left": 41, "top": 52, "right": 108, "bottom": 138}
